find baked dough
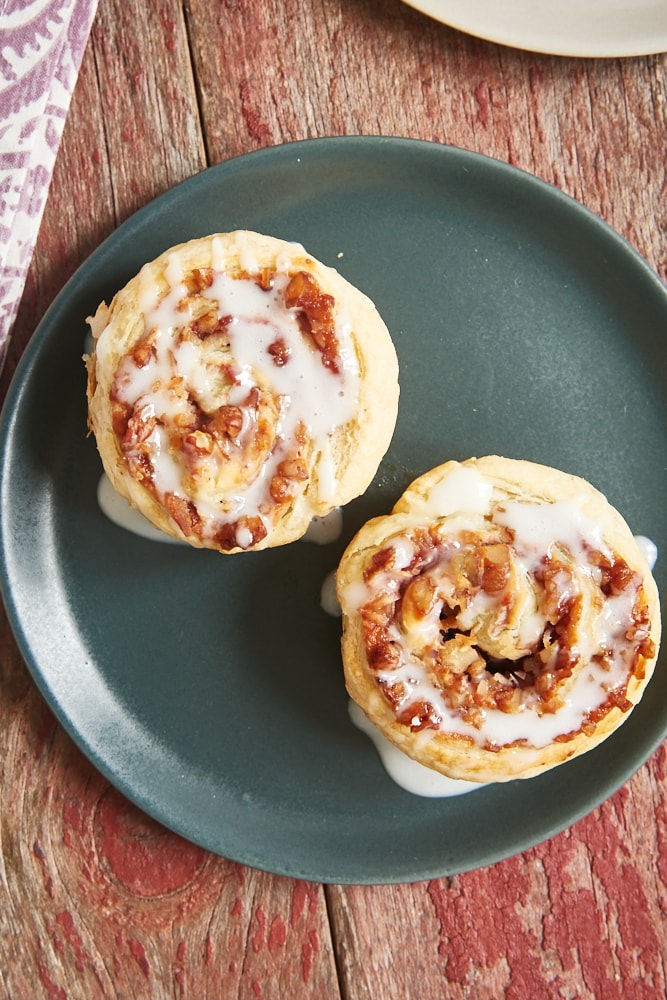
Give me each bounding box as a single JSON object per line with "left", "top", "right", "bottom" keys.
{"left": 337, "top": 456, "right": 661, "bottom": 782}
{"left": 86, "top": 231, "right": 399, "bottom": 552}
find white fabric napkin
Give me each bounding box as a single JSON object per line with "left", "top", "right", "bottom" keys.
{"left": 0, "top": 0, "right": 99, "bottom": 372}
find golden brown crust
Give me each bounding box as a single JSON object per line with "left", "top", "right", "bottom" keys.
{"left": 85, "top": 231, "right": 399, "bottom": 552}
{"left": 337, "top": 456, "right": 661, "bottom": 782}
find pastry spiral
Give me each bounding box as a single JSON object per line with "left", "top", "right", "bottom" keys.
{"left": 85, "top": 231, "right": 399, "bottom": 552}
{"left": 337, "top": 457, "right": 661, "bottom": 782}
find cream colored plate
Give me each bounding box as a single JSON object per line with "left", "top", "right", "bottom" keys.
{"left": 402, "top": 0, "right": 667, "bottom": 57}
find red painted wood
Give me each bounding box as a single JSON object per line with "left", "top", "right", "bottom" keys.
{"left": 1, "top": 0, "right": 666, "bottom": 996}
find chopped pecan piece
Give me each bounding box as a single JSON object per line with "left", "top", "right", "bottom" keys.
{"left": 111, "top": 400, "right": 132, "bottom": 439}
{"left": 284, "top": 270, "right": 339, "bottom": 374}
{"left": 277, "top": 457, "right": 308, "bottom": 480}
{"left": 190, "top": 310, "right": 232, "bottom": 340}
{"left": 268, "top": 337, "right": 291, "bottom": 366}
{"left": 208, "top": 405, "right": 244, "bottom": 441}
{"left": 270, "top": 475, "right": 293, "bottom": 504}
{"left": 368, "top": 641, "right": 401, "bottom": 671}
{"left": 396, "top": 700, "right": 441, "bottom": 732}
{"left": 184, "top": 268, "right": 214, "bottom": 294}
{"left": 132, "top": 337, "right": 156, "bottom": 368}
{"left": 437, "top": 634, "right": 483, "bottom": 676}
{"left": 255, "top": 268, "right": 275, "bottom": 291}
{"left": 401, "top": 576, "right": 438, "bottom": 631}
{"left": 381, "top": 680, "right": 408, "bottom": 711}
{"left": 165, "top": 493, "right": 201, "bottom": 535}
{"left": 479, "top": 544, "right": 512, "bottom": 593}
{"left": 184, "top": 430, "right": 214, "bottom": 455}
{"left": 123, "top": 405, "right": 157, "bottom": 449}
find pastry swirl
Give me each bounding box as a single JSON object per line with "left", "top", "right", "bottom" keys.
{"left": 337, "top": 457, "right": 661, "bottom": 782}
{"left": 86, "top": 231, "right": 399, "bottom": 552}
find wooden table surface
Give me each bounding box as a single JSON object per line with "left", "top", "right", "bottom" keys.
{"left": 2, "top": 1, "right": 667, "bottom": 997}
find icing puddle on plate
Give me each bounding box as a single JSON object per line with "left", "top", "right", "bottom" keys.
{"left": 347, "top": 699, "right": 487, "bottom": 797}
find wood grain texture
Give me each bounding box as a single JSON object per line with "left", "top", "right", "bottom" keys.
{"left": 1, "top": 0, "right": 667, "bottom": 997}
{"left": 187, "top": 0, "right": 667, "bottom": 277}
{"left": 0, "top": 617, "right": 340, "bottom": 1000}
{"left": 327, "top": 751, "right": 667, "bottom": 998}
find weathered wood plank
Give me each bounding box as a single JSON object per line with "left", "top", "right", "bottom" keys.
{"left": 1, "top": 0, "right": 667, "bottom": 997}
{"left": 89, "top": 0, "right": 206, "bottom": 224}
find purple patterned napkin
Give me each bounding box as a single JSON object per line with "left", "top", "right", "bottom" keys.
{"left": 0, "top": 0, "right": 99, "bottom": 372}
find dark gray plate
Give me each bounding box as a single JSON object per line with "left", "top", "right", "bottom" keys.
{"left": 1, "top": 137, "right": 666, "bottom": 884}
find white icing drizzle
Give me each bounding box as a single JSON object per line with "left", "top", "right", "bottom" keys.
{"left": 320, "top": 570, "right": 341, "bottom": 616}
{"left": 348, "top": 701, "right": 485, "bottom": 797}
{"left": 302, "top": 507, "right": 343, "bottom": 544}
{"left": 425, "top": 463, "right": 493, "bottom": 516}
{"left": 635, "top": 535, "right": 658, "bottom": 570}
{"left": 100, "top": 253, "right": 360, "bottom": 548}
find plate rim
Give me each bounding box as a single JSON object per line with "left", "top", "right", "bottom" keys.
{"left": 400, "top": 0, "right": 667, "bottom": 57}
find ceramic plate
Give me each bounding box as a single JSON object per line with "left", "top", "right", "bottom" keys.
{"left": 402, "top": 0, "right": 667, "bottom": 57}
{"left": 1, "top": 137, "right": 666, "bottom": 884}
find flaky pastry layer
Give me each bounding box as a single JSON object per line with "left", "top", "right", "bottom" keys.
{"left": 337, "top": 456, "right": 661, "bottom": 782}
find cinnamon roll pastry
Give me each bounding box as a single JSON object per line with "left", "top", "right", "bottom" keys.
{"left": 337, "top": 456, "right": 661, "bottom": 782}
{"left": 85, "top": 231, "right": 399, "bottom": 552}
